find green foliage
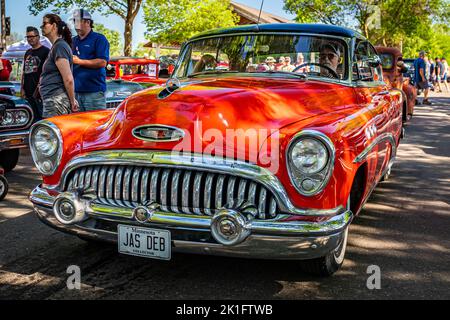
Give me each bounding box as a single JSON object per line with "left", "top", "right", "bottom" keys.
{"left": 143, "top": 0, "right": 238, "bottom": 44}
{"left": 284, "top": 0, "right": 450, "bottom": 58}
{"left": 132, "top": 43, "right": 150, "bottom": 57}
{"left": 94, "top": 24, "right": 122, "bottom": 56}
{"left": 28, "top": 0, "right": 143, "bottom": 56}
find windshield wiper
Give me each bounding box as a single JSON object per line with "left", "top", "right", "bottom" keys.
{"left": 187, "top": 70, "right": 239, "bottom": 78}
{"left": 262, "top": 71, "right": 308, "bottom": 79}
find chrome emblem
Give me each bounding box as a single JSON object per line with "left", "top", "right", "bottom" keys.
{"left": 132, "top": 124, "right": 185, "bottom": 142}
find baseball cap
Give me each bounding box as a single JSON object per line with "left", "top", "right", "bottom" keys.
{"left": 419, "top": 50, "right": 427, "bottom": 56}
{"left": 72, "top": 8, "right": 92, "bottom": 21}
{"left": 265, "top": 56, "right": 276, "bottom": 63}
{"left": 320, "top": 43, "right": 341, "bottom": 56}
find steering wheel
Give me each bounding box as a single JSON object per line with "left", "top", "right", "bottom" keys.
{"left": 292, "top": 62, "right": 339, "bottom": 79}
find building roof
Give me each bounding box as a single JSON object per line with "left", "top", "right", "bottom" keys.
{"left": 230, "top": 1, "right": 291, "bottom": 24}
{"left": 189, "top": 23, "right": 363, "bottom": 41}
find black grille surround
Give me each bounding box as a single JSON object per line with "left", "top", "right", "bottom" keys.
{"left": 64, "top": 164, "right": 279, "bottom": 220}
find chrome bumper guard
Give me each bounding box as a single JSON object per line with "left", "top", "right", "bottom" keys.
{"left": 30, "top": 185, "right": 353, "bottom": 260}
{"left": 0, "top": 130, "right": 29, "bottom": 151}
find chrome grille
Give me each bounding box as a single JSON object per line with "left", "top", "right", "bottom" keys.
{"left": 106, "top": 100, "right": 122, "bottom": 109}
{"left": 65, "top": 165, "right": 279, "bottom": 219}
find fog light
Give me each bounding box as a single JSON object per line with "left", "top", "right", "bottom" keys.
{"left": 59, "top": 200, "right": 76, "bottom": 221}
{"left": 211, "top": 209, "right": 250, "bottom": 246}
{"left": 301, "top": 178, "right": 317, "bottom": 191}
{"left": 53, "top": 192, "right": 89, "bottom": 225}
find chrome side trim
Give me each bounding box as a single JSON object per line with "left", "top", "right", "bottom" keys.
{"left": 353, "top": 132, "right": 397, "bottom": 163}
{"left": 48, "top": 150, "right": 345, "bottom": 216}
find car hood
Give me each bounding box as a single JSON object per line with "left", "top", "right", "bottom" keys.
{"left": 82, "top": 76, "right": 355, "bottom": 161}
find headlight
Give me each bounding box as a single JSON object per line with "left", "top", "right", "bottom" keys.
{"left": 290, "top": 138, "right": 328, "bottom": 174}
{"left": 287, "top": 131, "right": 335, "bottom": 196}
{"left": 30, "top": 122, "right": 62, "bottom": 175}
{"left": 2, "top": 112, "right": 14, "bottom": 125}
{"left": 0, "top": 109, "right": 30, "bottom": 127}
{"left": 32, "top": 126, "right": 58, "bottom": 157}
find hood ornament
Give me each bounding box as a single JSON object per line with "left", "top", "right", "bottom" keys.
{"left": 158, "top": 77, "right": 181, "bottom": 100}
{"left": 132, "top": 124, "right": 185, "bottom": 142}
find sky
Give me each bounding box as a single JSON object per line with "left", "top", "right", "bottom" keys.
{"left": 4, "top": 0, "right": 296, "bottom": 49}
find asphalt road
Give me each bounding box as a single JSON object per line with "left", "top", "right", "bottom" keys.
{"left": 0, "top": 93, "right": 449, "bottom": 300}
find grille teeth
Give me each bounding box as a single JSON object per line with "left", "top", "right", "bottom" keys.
{"left": 65, "top": 165, "right": 279, "bottom": 220}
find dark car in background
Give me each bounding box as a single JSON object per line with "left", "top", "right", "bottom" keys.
{"left": 402, "top": 58, "right": 416, "bottom": 85}
{"left": 0, "top": 94, "right": 34, "bottom": 172}
{"left": 106, "top": 79, "right": 144, "bottom": 109}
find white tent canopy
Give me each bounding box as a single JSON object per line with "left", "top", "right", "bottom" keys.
{"left": 4, "top": 37, "right": 52, "bottom": 59}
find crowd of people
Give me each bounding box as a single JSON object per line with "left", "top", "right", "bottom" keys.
{"left": 414, "top": 50, "right": 449, "bottom": 105}
{"left": 4, "top": 9, "right": 110, "bottom": 120}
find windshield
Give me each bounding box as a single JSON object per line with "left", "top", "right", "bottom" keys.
{"left": 379, "top": 53, "right": 394, "bottom": 70}
{"left": 174, "top": 34, "right": 348, "bottom": 81}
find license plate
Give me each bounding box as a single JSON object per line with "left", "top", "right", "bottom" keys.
{"left": 117, "top": 225, "right": 171, "bottom": 260}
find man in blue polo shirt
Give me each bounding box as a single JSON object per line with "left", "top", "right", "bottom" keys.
{"left": 71, "top": 9, "right": 110, "bottom": 111}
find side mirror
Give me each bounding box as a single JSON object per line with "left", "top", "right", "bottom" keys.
{"left": 367, "top": 57, "right": 381, "bottom": 68}
{"left": 397, "top": 60, "right": 408, "bottom": 73}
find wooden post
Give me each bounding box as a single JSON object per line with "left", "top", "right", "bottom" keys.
{"left": 1, "top": 0, "right": 5, "bottom": 49}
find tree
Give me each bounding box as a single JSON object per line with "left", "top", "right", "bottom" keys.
{"left": 95, "top": 24, "right": 122, "bottom": 56}
{"left": 143, "top": 0, "right": 238, "bottom": 44}
{"left": 283, "top": 0, "right": 450, "bottom": 47}
{"left": 28, "top": 0, "right": 143, "bottom": 56}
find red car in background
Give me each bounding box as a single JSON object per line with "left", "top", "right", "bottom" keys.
{"left": 106, "top": 57, "right": 167, "bottom": 86}
{"left": 376, "top": 46, "right": 416, "bottom": 122}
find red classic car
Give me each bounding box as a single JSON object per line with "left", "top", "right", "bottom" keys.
{"left": 30, "top": 24, "right": 403, "bottom": 276}
{"left": 106, "top": 57, "right": 166, "bottom": 86}
{"left": 376, "top": 46, "right": 416, "bottom": 122}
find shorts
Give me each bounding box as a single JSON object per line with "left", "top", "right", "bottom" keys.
{"left": 42, "top": 92, "right": 71, "bottom": 118}
{"left": 416, "top": 81, "right": 430, "bottom": 90}
{"left": 76, "top": 91, "right": 106, "bottom": 112}
{"left": 441, "top": 73, "right": 447, "bottom": 82}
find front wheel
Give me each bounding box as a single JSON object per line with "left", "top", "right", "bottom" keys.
{"left": 300, "top": 227, "right": 349, "bottom": 276}
{"left": 0, "top": 175, "right": 8, "bottom": 201}
{"left": 0, "top": 149, "right": 20, "bottom": 172}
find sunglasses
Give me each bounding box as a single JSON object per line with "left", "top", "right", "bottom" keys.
{"left": 26, "top": 35, "right": 39, "bottom": 39}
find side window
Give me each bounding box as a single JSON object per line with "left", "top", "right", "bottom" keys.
{"left": 353, "top": 40, "right": 383, "bottom": 82}
{"left": 368, "top": 45, "right": 383, "bottom": 82}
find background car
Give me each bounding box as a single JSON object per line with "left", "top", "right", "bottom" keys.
{"left": 0, "top": 94, "right": 33, "bottom": 172}
{"left": 29, "top": 24, "right": 403, "bottom": 277}
{"left": 105, "top": 79, "right": 144, "bottom": 109}
{"left": 106, "top": 57, "right": 166, "bottom": 87}
{"left": 376, "top": 46, "right": 416, "bottom": 122}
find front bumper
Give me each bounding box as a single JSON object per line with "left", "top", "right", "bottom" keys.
{"left": 0, "top": 130, "right": 29, "bottom": 151}
{"left": 30, "top": 185, "right": 353, "bottom": 260}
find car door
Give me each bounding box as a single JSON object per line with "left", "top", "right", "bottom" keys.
{"left": 352, "top": 40, "right": 394, "bottom": 187}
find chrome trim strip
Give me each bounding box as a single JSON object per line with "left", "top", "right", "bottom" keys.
{"left": 0, "top": 129, "right": 30, "bottom": 138}
{"left": 353, "top": 132, "right": 396, "bottom": 163}
{"left": 204, "top": 173, "right": 214, "bottom": 215}
{"left": 181, "top": 171, "right": 191, "bottom": 214}
{"left": 215, "top": 175, "right": 225, "bottom": 209}
{"left": 171, "top": 169, "right": 181, "bottom": 213}
{"left": 193, "top": 172, "right": 203, "bottom": 215}
{"left": 286, "top": 130, "right": 336, "bottom": 197}
{"left": 51, "top": 150, "right": 345, "bottom": 216}
{"left": 258, "top": 188, "right": 267, "bottom": 219}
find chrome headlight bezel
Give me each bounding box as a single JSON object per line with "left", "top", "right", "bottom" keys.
{"left": 30, "top": 121, "right": 63, "bottom": 175}
{"left": 0, "top": 106, "right": 31, "bottom": 128}
{"left": 286, "top": 130, "right": 335, "bottom": 196}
